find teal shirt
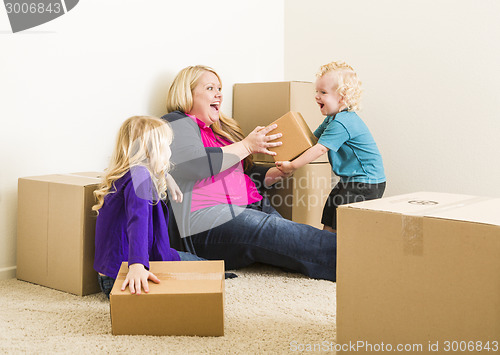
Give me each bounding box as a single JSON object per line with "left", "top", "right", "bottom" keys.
{"left": 314, "top": 111, "right": 386, "bottom": 183}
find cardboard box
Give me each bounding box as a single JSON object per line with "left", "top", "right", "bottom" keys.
{"left": 266, "top": 111, "right": 318, "bottom": 162}
{"left": 337, "top": 192, "right": 500, "bottom": 353}
{"left": 233, "top": 81, "right": 327, "bottom": 163}
{"left": 110, "top": 260, "right": 225, "bottom": 336}
{"left": 258, "top": 162, "right": 334, "bottom": 229}
{"left": 17, "top": 172, "right": 102, "bottom": 296}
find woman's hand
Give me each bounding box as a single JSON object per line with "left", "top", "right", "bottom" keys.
{"left": 121, "top": 263, "right": 160, "bottom": 295}
{"left": 166, "top": 174, "right": 183, "bottom": 203}
{"left": 242, "top": 124, "right": 282, "bottom": 155}
{"left": 264, "top": 166, "right": 293, "bottom": 187}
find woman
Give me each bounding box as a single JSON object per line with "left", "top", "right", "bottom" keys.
{"left": 162, "top": 65, "right": 337, "bottom": 281}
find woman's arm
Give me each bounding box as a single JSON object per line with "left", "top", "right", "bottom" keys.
{"left": 165, "top": 112, "right": 282, "bottom": 180}
{"left": 165, "top": 113, "right": 224, "bottom": 181}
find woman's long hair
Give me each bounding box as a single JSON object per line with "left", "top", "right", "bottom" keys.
{"left": 166, "top": 65, "right": 253, "bottom": 170}
{"left": 92, "top": 116, "right": 173, "bottom": 214}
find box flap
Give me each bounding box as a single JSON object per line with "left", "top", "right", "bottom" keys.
{"left": 20, "top": 173, "right": 102, "bottom": 187}
{"left": 340, "top": 191, "right": 500, "bottom": 226}
{"left": 71, "top": 172, "right": 103, "bottom": 179}
{"left": 111, "top": 261, "right": 225, "bottom": 296}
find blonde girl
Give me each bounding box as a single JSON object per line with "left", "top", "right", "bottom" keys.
{"left": 93, "top": 116, "right": 187, "bottom": 298}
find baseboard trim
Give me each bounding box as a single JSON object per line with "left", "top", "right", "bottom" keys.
{"left": 0, "top": 266, "right": 17, "bottom": 280}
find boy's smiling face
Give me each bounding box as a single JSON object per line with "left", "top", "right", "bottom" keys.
{"left": 315, "top": 72, "right": 344, "bottom": 116}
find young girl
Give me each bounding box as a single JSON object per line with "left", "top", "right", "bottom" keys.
{"left": 276, "top": 61, "right": 386, "bottom": 233}
{"left": 93, "top": 115, "right": 191, "bottom": 298}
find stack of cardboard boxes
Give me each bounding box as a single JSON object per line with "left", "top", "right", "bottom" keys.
{"left": 233, "top": 81, "right": 335, "bottom": 228}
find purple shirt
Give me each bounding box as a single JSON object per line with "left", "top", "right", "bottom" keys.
{"left": 94, "top": 166, "right": 180, "bottom": 279}
{"left": 187, "top": 114, "right": 262, "bottom": 212}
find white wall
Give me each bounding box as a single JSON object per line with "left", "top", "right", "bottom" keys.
{"left": 4, "top": 0, "right": 499, "bottom": 281}
{"left": 285, "top": 0, "right": 500, "bottom": 198}
{"left": 0, "top": 0, "right": 285, "bottom": 279}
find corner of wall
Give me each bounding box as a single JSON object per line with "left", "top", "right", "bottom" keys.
{"left": 0, "top": 266, "right": 17, "bottom": 280}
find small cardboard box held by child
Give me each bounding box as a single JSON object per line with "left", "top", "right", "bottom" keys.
{"left": 266, "top": 111, "right": 318, "bottom": 162}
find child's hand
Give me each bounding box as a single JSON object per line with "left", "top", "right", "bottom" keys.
{"left": 275, "top": 161, "right": 295, "bottom": 175}
{"left": 166, "top": 174, "right": 183, "bottom": 203}
{"left": 121, "top": 263, "right": 160, "bottom": 295}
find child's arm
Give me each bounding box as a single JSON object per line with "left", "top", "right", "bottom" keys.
{"left": 124, "top": 167, "right": 162, "bottom": 295}
{"left": 166, "top": 173, "right": 183, "bottom": 203}
{"left": 121, "top": 263, "right": 160, "bottom": 295}
{"left": 275, "top": 143, "right": 329, "bottom": 174}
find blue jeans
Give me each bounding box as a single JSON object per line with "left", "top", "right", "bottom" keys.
{"left": 190, "top": 200, "right": 337, "bottom": 281}
{"left": 97, "top": 251, "right": 205, "bottom": 298}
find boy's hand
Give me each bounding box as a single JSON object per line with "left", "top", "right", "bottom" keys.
{"left": 121, "top": 263, "right": 160, "bottom": 295}
{"left": 275, "top": 161, "right": 295, "bottom": 174}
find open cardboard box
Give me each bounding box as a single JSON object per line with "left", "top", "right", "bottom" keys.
{"left": 110, "top": 260, "right": 225, "bottom": 336}
{"left": 336, "top": 192, "right": 500, "bottom": 353}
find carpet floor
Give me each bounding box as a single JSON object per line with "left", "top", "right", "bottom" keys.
{"left": 0, "top": 264, "right": 336, "bottom": 354}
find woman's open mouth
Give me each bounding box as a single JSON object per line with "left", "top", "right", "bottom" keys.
{"left": 210, "top": 102, "right": 220, "bottom": 112}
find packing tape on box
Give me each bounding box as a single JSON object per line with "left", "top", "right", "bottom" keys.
{"left": 401, "top": 215, "right": 424, "bottom": 256}
{"left": 118, "top": 272, "right": 223, "bottom": 280}
{"left": 400, "top": 196, "right": 492, "bottom": 256}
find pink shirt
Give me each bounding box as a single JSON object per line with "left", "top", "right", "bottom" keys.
{"left": 187, "top": 114, "right": 263, "bottom": 212}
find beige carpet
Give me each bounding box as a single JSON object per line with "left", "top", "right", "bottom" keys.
{"left": 0, "top": 265, "right": 337, "bottom": 354}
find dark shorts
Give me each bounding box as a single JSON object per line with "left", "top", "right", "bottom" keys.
{"left": 97, "top": 274, "right": 115, "bottom": 299}
{"left": 321, "top": 181, "right": 386, "bottom": 229}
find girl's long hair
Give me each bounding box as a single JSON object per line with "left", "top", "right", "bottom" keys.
{"left": 166, "top": 65, "right": 252, "bottom": 170}
{"left": 92, "top": 116, "right": 173, "bottom": 214}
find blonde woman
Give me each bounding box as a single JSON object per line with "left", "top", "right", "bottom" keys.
{"left": 162, "top": 65, "right": 337, "bottom": 282}
{"left": 93, "top": 116, "right": 202, "bottom": 298}
{"left": 276, "top": 61, "right": 386, "bottom": 233}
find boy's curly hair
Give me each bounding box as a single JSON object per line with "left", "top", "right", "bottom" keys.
{"left": 317, "top": 61, "right": 362, "bottom": 112}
